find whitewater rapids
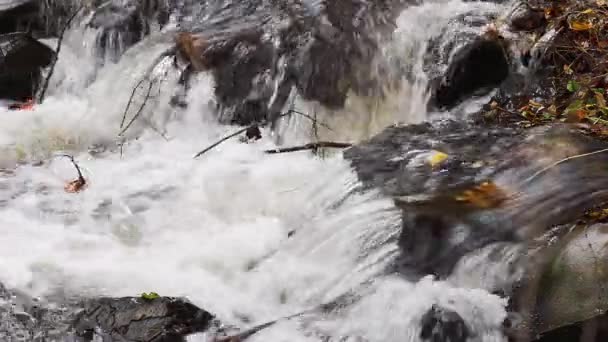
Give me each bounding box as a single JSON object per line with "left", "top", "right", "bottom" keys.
{"left": 0, "top": 0, "right": 512, "bottom": 341}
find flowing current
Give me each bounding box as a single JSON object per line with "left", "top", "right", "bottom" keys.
{"left": 1, "top": 0, "right": 511, "bottom": 341}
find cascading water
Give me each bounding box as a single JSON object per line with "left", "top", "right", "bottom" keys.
{"left": 1, "top": 0, "right": 515, "bottom": 341}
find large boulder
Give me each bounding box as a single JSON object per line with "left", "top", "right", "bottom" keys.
{"left": 174, "top": 0, "right": 414, "bottom": 126}
{"left": 1, "top": 283, "right": 218, "bottom": 342}
{"left": 345, "top": 121, "right": 608, "bottom": 278}
{"left": 0, "top": 33, "right": 55, "bottom": 101}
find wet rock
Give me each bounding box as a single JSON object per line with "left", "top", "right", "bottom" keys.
{"left": 72, "top": 296, "right": 215, "bottom": 341}
{"left": 508, "top": 2, "right": 545, "bottom": 32}
{"left": 534, "top": 224, "right": 608, "bottom": 334}
{"left": 0, "top": 0, "right": 38, "bottom": 34}
{"left": 88, "top": 0, "right": 172, "bottom": 61}
{"left": 345, "top": 121, "right": 608, "bottom": 277}
{"left": 428, "top": 33, "right": 511, "bottom": 111}
{"left": 174, "top": 0, "right": 413, "bottom": 126}
{"left": 420, "top": 305, "right": 470, "bottom": 342}
{"left": 0, "top": 33, "right": 55, "bottom": 101}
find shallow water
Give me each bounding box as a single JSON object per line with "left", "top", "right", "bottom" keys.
{"left": 0, "top": 0, "right": 512, "bottom": 340}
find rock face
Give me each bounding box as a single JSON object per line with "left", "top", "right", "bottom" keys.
{"left": 72, "top": 296, "right": 215, "bottom": 341}
{"left": 345, "top": 121, "right": 608, "bottom": 278}
{"left": 0, "top": 33, "right": 55, "bottom": 101}
{"left": 174, "top": 0, "right": 414, "bottom": 126}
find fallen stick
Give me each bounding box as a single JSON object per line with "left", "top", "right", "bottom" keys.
{"left": 264, "top": 142, "right": 352, "bottom": 154}
{"left": 193, "top": 110, "right": 333, "bottom": 159}
{"left": 38, "top": 4, "right": 85, "bottom": 104}
{"left": 213, "top": 308, "right": 317, "bottom": 342}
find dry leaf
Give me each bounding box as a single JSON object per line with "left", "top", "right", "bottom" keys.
{"left": 598, "top": 0, "right": 607, "bottom": 6}
{"left": 569, "top": 19, "right": 594, "bottom": 31}
{"left": 596, "top": 92, "right": 607, "bottom": 108}
{"left": 65, "top": 178, "right": 86, "bottom": 193}
{"left": 563, "top": 64, "right": 574, "bottom": 75}
{"left": 454, "top": 181, "right": 509, "bottom": 209}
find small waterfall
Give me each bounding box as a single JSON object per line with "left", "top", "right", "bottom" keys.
{"left": 0, "top": 0, "right": 517, "bottom": 341}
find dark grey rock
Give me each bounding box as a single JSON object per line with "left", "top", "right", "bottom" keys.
{"left": 508, "top": 2, "right": 545, "bottom": 32}
{"left": 428, "top": 35, "right": 511, "bottom": 111}
{"left": 420, "top": 305, "right": 470, "bottom": 342}
{"left": 345, "top": 121, "right": 608, "bottom": 277}
{"left": 71, "top": 296, "right": 215, "bottom": 342}
{"left": 0, "top": 33, "right": 55, "bottom": 101}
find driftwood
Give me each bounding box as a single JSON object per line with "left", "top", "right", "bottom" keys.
{"left": 37, "top": 4, "right": 84, "bottom": 104}
{"left": 264, "top": 142, "right": 352, "bottom": 154}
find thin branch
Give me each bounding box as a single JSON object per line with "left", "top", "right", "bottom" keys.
{"left": 285, "top": 109, "right": 334, "bottom": 132}
{"left": 522, "top": 147, "right": 608, "bottom": 184}
{"left": 193, "top": 127, "right": 250, "bottom": 159}
{"left": 37, "top": 4, "right": 85, "bottom": 104}
{"left": 57, "top": 154, "right": 84, "bottom": 181}
{"left": 120, "top": 77, "right": 148, "bottom": 129}
{"left": 264, "top": 141, "right": 352, "bottom": 154}
{"left": 193, "top": 109, "right": 333, "bottom": 159}
{"left": 118, "top": 79, "right": 156, "bottom": 136}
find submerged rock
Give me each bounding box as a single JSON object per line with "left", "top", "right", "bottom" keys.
{"left": 420, "top": 305, "right": 470, "bottom": 342}
{"left": 72, "top": 296, "right": 215, "bottom": 341}
{"left": 87, "top": 0, "right": 172, "bottom": 61}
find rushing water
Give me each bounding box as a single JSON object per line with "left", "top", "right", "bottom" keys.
{"left": 1, "top": 0, "right": 512, "bottom": 341}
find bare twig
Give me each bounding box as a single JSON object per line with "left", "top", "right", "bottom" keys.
{"left": 38, "top": 4, "right": 85, "bottom": 104}
{"left": 193, "top": 127, "right": 250, "bottom": 159}
{"left": 264, "top": 141, "right": 352, "bottom": 154}
{"left": 193, "top": 109, "right": 333, "bottom": 159}
{"left": 522, "top": 147, "right": 608, "bottom": 184}
{"left": 56, "top": 154, "right": 87, "bottom": 192}
{"left": 119, "top": 79, "right": 156, "bottom": 136}
{"left": 57, "top": 154, "right": 84, "bottom": 181}
{"left": 120, "top": 77, "right": 148, "bottom": 129}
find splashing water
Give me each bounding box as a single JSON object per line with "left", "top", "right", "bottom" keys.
{"left": 0, "top": 0, "right": 512, "bottom": 341}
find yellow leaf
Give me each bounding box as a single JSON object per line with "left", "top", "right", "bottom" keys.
{"left": 596, "top": 92, "right": 607, "bottom": 108}
{"left": 581, "top": 9, "right": 595, "bottom": 14}
{"left": 427, "top": 151, "right": 448, "bottom": 168}
{"left": 569, "top": 19, "right": 593, "bottom": 31}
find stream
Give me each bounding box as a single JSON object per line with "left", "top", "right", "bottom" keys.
{"left": 1, "top": 0, "right": 513, "bottom": 341}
